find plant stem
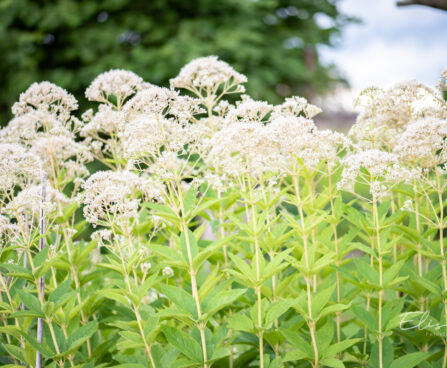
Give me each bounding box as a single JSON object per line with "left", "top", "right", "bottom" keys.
{"left": 247, "top": 176, "right": 264, "bottom": 368}
{"left": 177, "top": 183, "right": 208, "bottom": 368}
{"left": 36, "top": 172, "right": 46, "bottom": 368}
{"left": 435, "top": 167, "right": 447, "bottom": 368}
{"left": 372, "top": 193, "right": 383, "bottom": 368}
{"left": 217, "top": 189, "right": 234, "bottom": 367}
{"left": 292, "top": 174, "right": 319, "bottom": 367}
{"left": 117, "top": 246, "right": 156, "bottom": 368}
{"left": 328, "top": 166, "right": 341, "bottom": 344}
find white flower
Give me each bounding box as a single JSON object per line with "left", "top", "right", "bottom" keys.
{"left": 81, "top": 171, "right": 142, "bottom": 227}
{"left": 394, "top": 118, "right": 447, "bottom": 168}
{"left": 162, "top": 266, "right": 174, "bottom": 277}
{"left": 80, "top": 104, "right": 124, "bottom": 137}
{"left": 85, "top": 69, "right": 147, "bottom": 105}
{"left": 6, "top": 184, "right": 70, "bottom": 217}
{"left": 170, "top": 56, "right": 247, "bottom": 93}
{"left": 272, "top": 96, "right": 322, "bottom": 119}
{"left": 12, "top": 82, "right": 78, "bottom": 122}
{"left": 339, "top": 149, "right": 411, "bottom": 198}
{"left": 0, "top": 143, "right": 40, "bottom": 191}
{"left": 146, "top": 289, "right": 158, "bottom": 303}
{"left": 226, "top": 95, "right": 273, "bottom": 123}
{"left": 350, "top": 82, "right": 447, "bottom": 150}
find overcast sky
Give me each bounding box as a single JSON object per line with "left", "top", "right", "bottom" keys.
{"left": 319, "top": 0, "right": 447, "bottom": 110}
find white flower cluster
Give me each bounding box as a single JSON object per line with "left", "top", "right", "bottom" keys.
{"left": 272, "top": 96, "right": 322, "bottom": 119}
{"left": 81, "top": 104, "right": 124, "bottom": 137}
{"left": 85, "top": 69, "right": 149, "bottom": 105}
{"left": 81, "top": 171, "right": 141, "bottom": 227}
{"left": 226, "top": 95, "right": 273, "bottom": 123}
{"left": 350, "top": 82, "right": 447, "bottom": 150}
{"left": 394, "top": 118, "right": 447, "bottom": 168}
{"left": 2, "top": 56, "right": 445, "bottom": 246}
{"left": 5, "top": 184, "right": 70, "bottom": 218}
{"left": 12, "top": 82, "right": 78, "bottom": 122}
{"left": 206, "top": 96, "right": 346, "bottom": 180}
{"left": 339, "top": 149, "right": 410, "bottom": 198}
{"left": 81, "top": 170, "right": 163, "bottom": 227}
{"left": 0, "top": 143, "right": 40, "bottom": 192}
{"left": 170, "top": 56, "right": 247, "bottom": 95}
{"left": 1, "top": 81, "right": 93, "bottom": 185}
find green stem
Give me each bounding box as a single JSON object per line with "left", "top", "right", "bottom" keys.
{"left": 247, "top": 175, "right": 264, "bottom": 368}
{"left": 292, "top": 174, "right": 319, "bottom": 367}
{"left": 435, "top": 167, "right": 447, "bottom": 368}
{"left": 328, "top": 167, "right": 341, "bottom": 344}
{"left": 372, "top": 193, "right": 383, "bottom": 368}
{"left": 177, "top": 183, "right": 208, "bottom": 368}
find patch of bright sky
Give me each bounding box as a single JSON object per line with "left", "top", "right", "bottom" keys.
{"left": 318, "top": 0, "right": 447, "bottom": 111}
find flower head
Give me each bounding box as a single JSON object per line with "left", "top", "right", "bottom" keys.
{"left": 170, "top": 56, "right": 247, "bottom": 94}
{"left": 394, "top": 118, "right": 447, "bottom": 168}
{"left": 339, "top": 149, "right": 411, "bottom": 198}
{"left": 0, "top": 143, "right": 40, "bottom": 192}
{"left": 12, "top": 82, "right": 78, "bottom": 122}
{"left": 85, "top": 69, "right": 147, "bottom": 106}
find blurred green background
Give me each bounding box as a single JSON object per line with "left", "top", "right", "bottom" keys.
{"left": 0, "top": 0, "right": 352, "bottom": 124}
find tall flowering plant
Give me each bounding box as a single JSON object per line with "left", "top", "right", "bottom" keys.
{"left": 0, "top": 58, "right": 447, "bottom": 368}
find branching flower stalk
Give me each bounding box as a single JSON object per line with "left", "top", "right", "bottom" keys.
{"left": 434, "top": 166, "right": 447, "bottom": 368}
{"left": 246, "top": 173, "right": 265, "bottom": 368}
{"left": 36, "top": 171, "right": 46, "bottom": 368}
{"left": 328, "top": 165, "right": 342, "bottom": 344}
{"left": 292, "top": 173, "right": 319, "bottom": 368}
{"left": 372, "top": 190, "right": 384, "bottom": 368}
{"left": 175, "top": 178, "right": 209, "bottom": 368}
{"left": 107, "top": 216, "right": 157, "bottom": 368}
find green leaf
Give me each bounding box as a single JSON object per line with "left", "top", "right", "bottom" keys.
{"left": 227, "top": 314, "right": 254, "bottom": 333}
{"left": 320, "top": 357, "right": 345, "bottom": 368}
{"left": 312, "top": 284, "right": 335, "bottom": 318}
{"left": 354, "top": 258, "right": 379, "bottom": 285}
{"left": 383, "top": 260, "right": 405, "bottom": 288}
{"left": 99, "top": 289, "right": 131, "bottom": 307}
{"left": 283, "top": 350, "right": 307, "bottom": 362}
{"left": 351, "top": 304, "right": 377, "bottom": 332}
{"left": 389, "top": 352, "right": 430, "bottom": 368}
{"left": 162, "top": 325, "right": 203, "bottom": 363}
{"left": 2, "top": 344, "right": 26, "bottom": 363}
{"left": 323, "top": 338, "right": 362, "bottom": 358}
{"left": 162, "top": 284, "right": 198, "bottom": 320}
{"left": 67, "top": 321, "right": 98, "bottom": 351}
{"left": 18, "top": 331, "right": 54, "bottom": 358}
{"left": 265, "top": 299, "right": 295, "bottom": 326}
{"left": 279, "top": 328, "right": 313, "bottom": 358}
{"left": 17, "top": 290, "right": 43, "bottom": 315}
{"left": 49, "top": 277, "right": 73, "bottom": 308}
{"left": 0, "top": 264, "right": 33, "bottom": 280}
{"left": 316, "top": 319, "right": 333, "bottom": 352}
{"left": 202, "top": 288, "right": 246, "bottom": 316}
{"left": 183, "top": 185, "right": 198, "bottom": 217}
{"left": 148, "top": 244, "right": 187, "bottom": 268}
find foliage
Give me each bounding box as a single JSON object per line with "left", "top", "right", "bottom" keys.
{"left": 0, "top": 0, "right": 352, "bottom": 125}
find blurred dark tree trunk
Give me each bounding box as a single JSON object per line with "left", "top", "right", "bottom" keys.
{"left": 304, "top": 45, "right": 316, "bottom": 103}
{"left": 397, "top": 0, "right": 447, "bottom": 11}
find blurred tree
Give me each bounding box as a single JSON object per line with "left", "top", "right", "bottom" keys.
{"left": 0, "top": 0, "right": 352, "bottom": 124}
